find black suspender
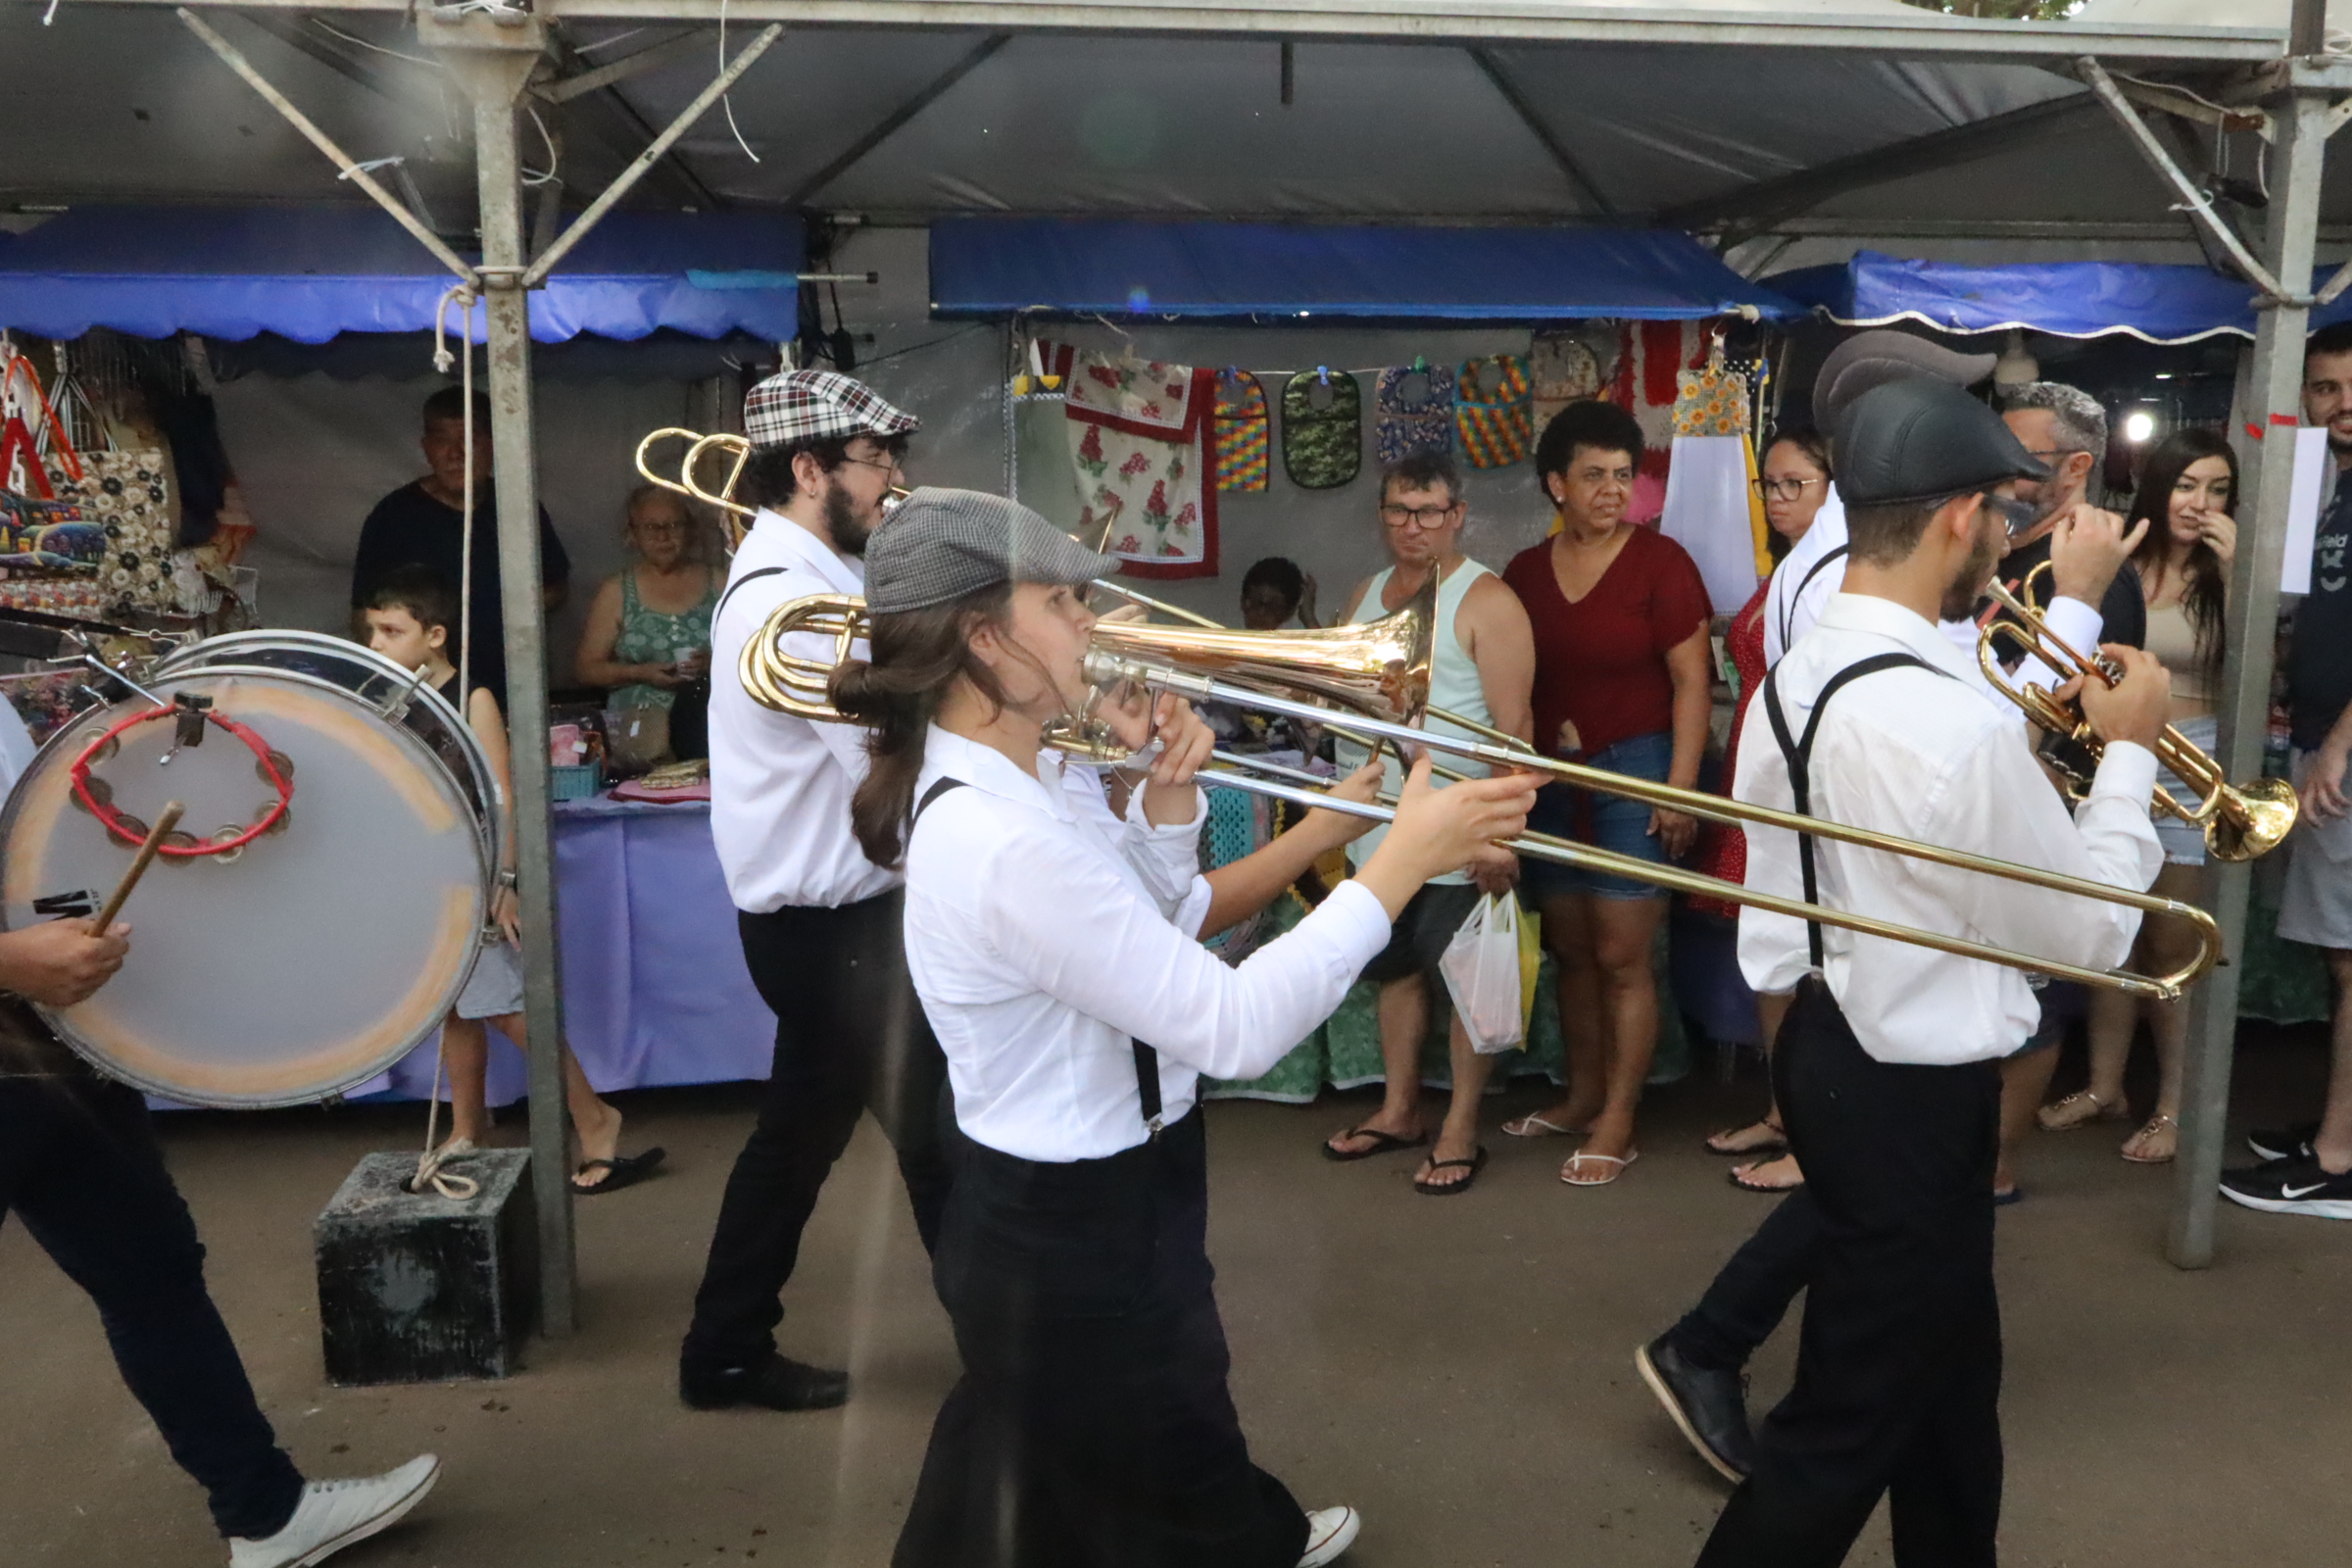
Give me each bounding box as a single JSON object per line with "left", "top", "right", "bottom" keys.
{"left": 714, "top": 564, "right": 786, "bottom": 623}
{"left": 1760, "top": 652, "right": 1945, "bottom": 970}
{"left": 913, "top": 774, "right": 1164, "bottom": 1142}
{"left": 1776, "top": 542, "right": 1850, "bottom": 657}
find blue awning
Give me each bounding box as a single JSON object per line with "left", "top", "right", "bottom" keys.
{"left": 0, "top": 206, "right": 805, "bottom": 343}
{"left": 930, "top": 218, "right": 1797, "bottom": 321}
{"left": 1767, "top": 250, "right": 2352, "bottom": 345}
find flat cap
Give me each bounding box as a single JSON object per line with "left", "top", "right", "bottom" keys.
{"left": 1836, "top": 378, "right": 2048, "bottom": 509}
{"left": 865, "top": 488, "right": 1118, "bottom": 614}
{"left": 1812, "top": 329, "right": 1997, "bottom": 441}
{"left": 743, "top": 369, "right": 918, "bottom": 450}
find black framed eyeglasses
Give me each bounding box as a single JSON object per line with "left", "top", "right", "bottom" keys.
{"left": 1981, "top": 493, "right": 2040, "bottom": 537}
{"left": 1750, "top": 477, "right": 1824, "bottom": 501}
{"left": 1379, "top": 503, "right": 1459, "bottom": 529}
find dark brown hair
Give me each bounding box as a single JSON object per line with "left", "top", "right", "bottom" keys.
{"left": 368, "top": 564, "right": 460, "bottom": 644}
{"left": 2125, "top": 425, "right": 2235, "bottom": 676}
{"left": 831, "top": 583, "right": 1012, "bottom": 868}
{"left": 740, "top": 432, "right": 910, "bottom": 508}
{"left": 1761, "top": 425, "right": 1835, "bottom": 564}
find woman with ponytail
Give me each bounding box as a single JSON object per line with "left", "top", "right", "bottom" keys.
{"left": 858, "top": 490, "right": 1536, "bottom": 1568}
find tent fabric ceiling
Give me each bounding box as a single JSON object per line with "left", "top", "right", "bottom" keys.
{"left": 929, "top": 217, "right": 1800, "bottom": 319}
{"left": 0, "top": 206, "right": 805, "bottom": 342}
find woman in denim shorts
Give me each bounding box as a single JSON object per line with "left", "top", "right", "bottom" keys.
{"left": 1498, "top": 403, "right": 1715, "bottom": 1187}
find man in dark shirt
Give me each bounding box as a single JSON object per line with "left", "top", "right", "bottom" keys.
{"left": 1994, "top": 379, "right": 2146, "bottom": 648}
{"left": 350, "top": 386, "right": 571, "bottom": 710}
{"left": 2224, "top": 322, "right": 2352, "bottom": 1218}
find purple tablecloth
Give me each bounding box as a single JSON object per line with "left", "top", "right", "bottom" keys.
{"left": 361, "top": 796, "right": 776, "bottom": 1105}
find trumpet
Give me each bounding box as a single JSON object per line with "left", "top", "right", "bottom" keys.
{"left": 744, "top": 588, "right": 2221, "bottom": 1001}
{"left": 1977, "top": 563, "right": 2297, "bottom": 862}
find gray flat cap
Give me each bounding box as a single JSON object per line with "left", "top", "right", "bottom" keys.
{"left": 1812, "top": 329, "right": 1998, "bottom": 441}
{"left": 1837, "top": 378, "right": 2048, "bottom": 509}
{"left": 865, "top": 488, "right": 1118, "bottom": 614}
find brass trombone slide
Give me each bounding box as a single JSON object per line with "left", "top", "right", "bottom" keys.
{"left": 1977, "top": 565, "right": 2297, "bottom": 862}
{"left": 1081, "top": 649, "right": 2219, "bottom": 1002}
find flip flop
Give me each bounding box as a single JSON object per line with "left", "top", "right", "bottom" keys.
{"left": 573, "top": 1147, "right": 666, "bottom": 1195}
{"left": 1728, "top": 1156, "right": 1804, "bottom": 1194}
{"left": 1412, "top": 1147, "right": 1489, "bottom": 1196}
{"left": 1561, "top": 1149, "right": 1640, "bottom": 1187}
{"left": 1705, "top": 1121, "right": 1788, "bottom": 1157}
{"left": 1501, "top": 1113, "right": 1584, "bottom": 1140}
{"left": 1322, "top": 1125, "right": 1429, "bottom": 1163}
{"left": 1993, "top": 1186, "right": 2025, "bottom": 1207}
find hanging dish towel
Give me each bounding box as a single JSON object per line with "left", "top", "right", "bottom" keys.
{"left": 1065, "top": 350, "right": 1219, "bottom": 578}
{"left": 1213, "top": 369, "right": 1270, "bottom": 493}
{"left": 1454, "top": 353, "right": 1533, "bottom": 469}
{"left": 1374, "top": 363, "right": 1456, "bottom": 466}
{"left": 1281, "top": 369, "right": 1362, "bottom": 490}
{"left": 1659, "top": 354, "right": 1761, "bottom": 615}
{"left": 1530, "top": 332, "right": 1603, "bottom": 435}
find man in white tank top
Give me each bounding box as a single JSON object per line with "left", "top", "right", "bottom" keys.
{"left": 1321, "top": 453, "right": 1537, "bottom": 1196}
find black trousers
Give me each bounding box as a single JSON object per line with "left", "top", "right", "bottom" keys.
{"left": 0, "top": 1075, "right": 304, "bottom": 1540}
{"left": 894, "top": 1110, "right": 1308, "bottom": 1568}
{"left": 682, "top": 890, "right": 954, "bottom": 1373}
{"left": 1696, "top": 981, "right": 2003, "bottom": 1568}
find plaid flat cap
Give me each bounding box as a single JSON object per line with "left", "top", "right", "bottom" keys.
{"left": 865, "top": 489, "right": 1117, "bottom": 614}
{"left": 743, "top": 369, "right": 919, "bottom": 450}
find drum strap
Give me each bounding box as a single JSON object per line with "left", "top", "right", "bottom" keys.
{"left": 914, "top": 775, "right": 1164, "bottom": 1142}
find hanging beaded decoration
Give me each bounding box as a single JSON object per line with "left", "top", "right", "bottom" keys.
{"left": 68, "top": 694, "right": 294, "bottom": 859}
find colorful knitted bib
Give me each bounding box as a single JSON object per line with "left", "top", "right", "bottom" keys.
{"left": 1213, "top": 369, "right": 1270, "bottom": 493}
{"left": 1453, "top": 353, "right": 1533, "bottom": 469}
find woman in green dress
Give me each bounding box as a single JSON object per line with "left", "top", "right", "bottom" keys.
{"left": 574, "top": 484, "right": 720, "bottom": 710}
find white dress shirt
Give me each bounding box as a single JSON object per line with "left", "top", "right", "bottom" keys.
{"left": 1763, "top": 484, "right": 1848, "bottom": 668}
{"left": 1734, "top": 593, "right": 2162, "bottom": 1064}
{"left": 709, "top": 510, "right": 900, "bottom": 912}
{"left": 906, "top": 727, "right": 1393, "bottom": 1162}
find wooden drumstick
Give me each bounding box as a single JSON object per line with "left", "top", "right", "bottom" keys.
{"left": 90, "top": 801, "right": 183, "bottom": 932}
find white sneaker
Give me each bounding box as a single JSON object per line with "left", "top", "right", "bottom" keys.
{"left": 228, "top": 1454, "right": 440, "bottom": 1568}
{"left": 1298, "top": 1504, "right": 1361, "bottom": 1567}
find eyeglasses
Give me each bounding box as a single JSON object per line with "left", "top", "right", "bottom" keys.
{"left": 1380, "top": 503, "right": 1459, "bottom": 529}
{"left": 1981, "top": 493, "right": 2040, "bottom": 537}
{"left": 840, "top": 451, "right": 906, "bottom": 478}
{"left": 1750, "top": 477, "right": 1825, "bottom": 501}
{"left": 633, "top": 518, "right": 688, "bottom": 536}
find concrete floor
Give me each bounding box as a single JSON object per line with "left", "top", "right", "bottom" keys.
{"left": 5, "top": 1025, "right": 2349, "bottom": 1568}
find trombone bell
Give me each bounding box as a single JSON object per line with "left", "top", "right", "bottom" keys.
{"left": 1087, "top": 579, "right": 1435, "bottom": 724}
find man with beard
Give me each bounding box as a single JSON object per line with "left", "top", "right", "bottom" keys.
{"left": 679, "top": 370, "right": 952, "bottom": 1413}
{"left": 1991, "top": 381, "right": 2144, "bottom": 650}
{"left": 1690, "top": 377, "right": 2168, "bottom": 1567}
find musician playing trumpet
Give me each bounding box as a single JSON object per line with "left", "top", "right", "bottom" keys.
{"left": 832, "top": 489, "right": 1536, "bottom": 1568}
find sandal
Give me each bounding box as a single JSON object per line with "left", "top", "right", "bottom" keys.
{"left": 1729, "top": 1153, "right": 1804, "bottom": 1193}
{"left": 572, "top": 1147, "right": 666, "bottom": 1195}
{"left": 1322, "top": 1125, "right": 1429, "bottom": 1163}
{"left": 2121, "top": 1113, "right": 2179, "bottom": 1165}
{"left": 1561, "top": 1149, "right": 1640, "bottom": 1187}
{"left": 2037, "top": 1090, "right": 2129, "bottom": 1133}
{"left": 1412, "top": 1148, "right": 1489, "bottom": 1196}
{"left": 1501, "top": 1112, "right": 1584, "bottom": 1140}
{"left": 1705, "top": 1118, "right": 1788, "bottom": 1157}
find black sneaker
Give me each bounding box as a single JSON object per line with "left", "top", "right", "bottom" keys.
{"left": 1635, "top": 1335, "right": 1755, "bottom": 1483}
{"left": 2220, "top": 1155, "right": 2352, "bottom": 1220}
{"left": 2246, "top": 1120, "right": 2322, "bottom": 1163}
{"left": 679, "top": 1352, "right": 851, "bottom": 1411}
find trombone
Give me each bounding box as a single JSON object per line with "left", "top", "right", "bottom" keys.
{"left": 635, "top": 427, "right": 756, "bottom": 546}
{"left": 744, "top": 590, "right": 2221, "bottom": 1002}
{"left": 1977, "top": 563, "right": 2297, "bottom": 862}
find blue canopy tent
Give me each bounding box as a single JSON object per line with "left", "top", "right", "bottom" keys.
{"left": 1767, "top": 249, "right": 2352, "bottom": 344}
{"left": 0, "top": 205, "right": 805, "bottom": 343}
{"left": 930, "top": 218, "right": 1798, "bottom": 321}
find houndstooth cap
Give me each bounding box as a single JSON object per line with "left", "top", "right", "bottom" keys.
{"left": 743, "top": 369, "right": 918, "bottom": 450}
{"left": 865, "top": 489, "right": 1118, "bottom": 614}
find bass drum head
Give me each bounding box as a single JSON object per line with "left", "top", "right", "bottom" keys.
{"left": 0, "top": 667, "right": 489, "bottom": 1107}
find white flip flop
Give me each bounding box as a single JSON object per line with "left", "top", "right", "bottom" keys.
{"left": 1561, "top": 1149, "right": 1640, "bottom": 1187}
{"left": 1502, "top": 1113, "right": 1582, "bottom": 1139}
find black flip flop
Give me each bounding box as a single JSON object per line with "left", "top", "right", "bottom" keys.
{"left": 1413, "top": 1147, "right": 1489, "bottom": 1197}
{"left": 1322, "top": 1126, "right": 1429, "bottom": 1163}
{"left": 1728, "top": 1158, "right": 1804, "bottom": 1195}
{"left": 573, "top": 1147, "right": 666, "bottom": 1195}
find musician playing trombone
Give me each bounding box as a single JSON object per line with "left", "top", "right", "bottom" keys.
{"left": 830, "top": 489, "right": 1536, "bottom": 1568}
{"left": 1690, "top": 378, "right": 2172, "bottom": 1568}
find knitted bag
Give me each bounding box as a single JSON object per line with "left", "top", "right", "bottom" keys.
{"left": 1281, "top": 369, "right": 1362, "bottom": 490}
{"left": 1374, "top": 363, "right": 1455, "bottom": 466}
{"left": 1453, "top": 353, "right": 1533, "bottom": 469}
{"left": 1530, "top": 332, "right": 1603, "bottom": 435}
{"left": 1213, "top": 369, "right": 1270, "bottom": 493}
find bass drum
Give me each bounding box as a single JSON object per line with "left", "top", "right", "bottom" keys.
{"left": 0, "top": 658, "right": 492, "bottom": 1107}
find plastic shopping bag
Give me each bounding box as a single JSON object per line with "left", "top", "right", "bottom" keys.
{"left": 1442, "top": 892, "right": 1527, "bottom": 1054}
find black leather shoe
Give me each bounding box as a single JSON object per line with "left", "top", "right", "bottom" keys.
{"left": 1636, "top": 1335, "right": 1755, "bottom": 1482}
{"left": 679, "top": 1352, "right": 851, "bottom": 1412}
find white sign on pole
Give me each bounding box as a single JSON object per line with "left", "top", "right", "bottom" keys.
{"left": 2282, "top": 426, "right": 2328, "bottom": 596}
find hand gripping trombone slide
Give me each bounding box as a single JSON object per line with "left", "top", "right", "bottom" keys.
{"left": 741, "top": 586, "right": 2221, "bottom": 1003}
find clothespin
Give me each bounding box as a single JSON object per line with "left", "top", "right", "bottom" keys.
{"left": 1317, "top": 366, "right": 1331, "bottom": 386}
{"left": 1412, "top": 354, "right": 1428, "bottom": 374}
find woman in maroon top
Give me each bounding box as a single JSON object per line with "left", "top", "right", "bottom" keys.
{"left": 1499, "top": 401, "right": 1713, "bottom": 1187}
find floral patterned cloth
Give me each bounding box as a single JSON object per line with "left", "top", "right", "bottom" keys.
{"left": 1065, "top": 351, "right": 1219, "bottom": 577}
{"left": 1375, "top": 363, "right": 1456, "bottom": 466}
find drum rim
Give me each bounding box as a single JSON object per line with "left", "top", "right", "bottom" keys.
{"left": 154, "top": 631, "right": 505, "bottom": 875}
{"left": 0, "top": 663, "right": 493, "bottom": 1108}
